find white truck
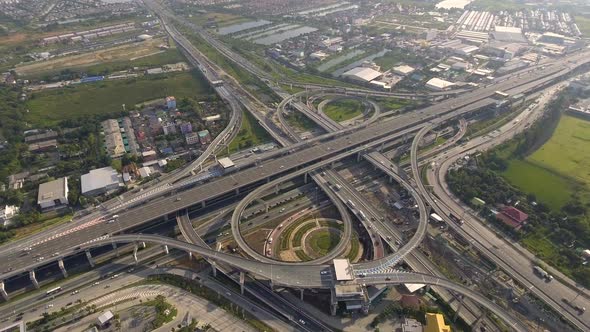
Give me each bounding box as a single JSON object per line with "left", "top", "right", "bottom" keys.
{"left": 533, "top": 265, "right": 553, "bottom": 281}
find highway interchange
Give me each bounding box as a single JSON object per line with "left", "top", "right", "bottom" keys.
{"left": 2, "top": 1, "right": 590, "bottom": 331}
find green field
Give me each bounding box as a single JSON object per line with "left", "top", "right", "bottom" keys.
{"left": 575, "top": 16, "right": 590, "bottom": 37}
{"left": 323, "top": 99, "right": 364, "bottom": 122}
{"left": 308, "top": 229, "right": 340, "bottom": 256}
{"left": 26, "top": 71, "right": 213, "bottom": 126}
{"left": 228, "top": 111, "right": 273, "bottom": 153}
{"left": 500, "top": 115, "right": 590, "bottom": 210}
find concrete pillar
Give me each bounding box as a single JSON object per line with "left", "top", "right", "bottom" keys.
{"left": 58, "top": 259, "right": 68, "bottom": 278}
{"left": 269, "top": 279, "right": 274, "bottom": 291}
{"left": 112, "top": 243, "right": 119, "bottom": 257}
{"left": 274, "top": 185, "right": 279, "bottom": 195}
{"left": 201, "top": 201, "right": 206, "bottom": 208}
{"left": 85, "top": 250, "right": 95, "bottom": 268}
{"left": 211, "top": 263, "right": 217, "bottom": 277}
{"left": 304, "top": 172, "right": 308, "bottom": 183}
{"left": 235, "top": 188, "right": 240, "bottom": 195}
{"left": 357, "top": 153, "right": 362, "bottom": 162}
{"left": 453, "top": 298, "right": 464, "bottom": 322}
{"left": 330, "top": 303, "right": 337, "bottom": 316}
{"left": 240, "top": 271, "right": 245, "bottom": 295}
{"left": 140, "top": 241, "right": 146, "bottom": 249}
{"left": 380, "top": 142, "right": 385, "bottom": 151}
{"left": 0, "top": 281, "right": 9, "bottom": 301}
{"left": 188, "top": 251, "right": 193, "bottom": 260}
{"left": 163, "top": 245, "right": 169, "bottom": 255}
{"left": 300, "top": 288, "right": 304, "bottom": 301}
{"left": 29, "top": 270, "right": 39, "bottom": 289}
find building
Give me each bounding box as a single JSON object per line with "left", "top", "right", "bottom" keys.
{"left": 401, "top": 318, "right": 423, "bottom": 332}
{"left": 7, "top": 172, "right": 29, "bottom": 190}
{"left": 204, "top": 115, "right": 221, "bottom": 122}
{"left": 492, "top": 26, "right": 525, "bottom": 43}
{"left": 425, "top": 78, "right": 454, "bottom": 91}
{"left": 218, "top": 157, "right": 235, "bottom": 171}
{"left": 24, "top": 131, "right": 58, "bottom": 144}
{"left": 179, "top": 122, "right": 192, "bottom": 134}
{"left": 101, "top": 119, "right": 126, "bottom": 158}
{"left": 185, "top": 132, "right": 200, "bottom": 145}
{"left": 162, "top": 122, "right": 177, "bottom": 135}
{"left": 81, "top": 167, "right": 123, "bottom": 196}
{"left": 471, "top": 197, "right": 485, "bottom": 207}
{"left": 495, "top": 206, "right": 528, "bottom": 230}
{"left": 425, "top": 313, "right": 451, "bottom": 332}
{"left": 37, "top": 177, "right": 69, "bottom": 209}
{"left": 0, "top": 205, "right": 19, "bottom": 225}
{"left": 166, "top": 96, "right": 176, "bottom": 110}
{"left": 28, "top": 139, "right": 58, "bottom": 153}
{"left": 97, "top": 310, "right": 114, "bottom": 327}
{"left": 142, "top": 150, "right": 157, "bottom": 162}
{"left": 393, "top": 65, "right": 416, "bottom": 76}
{"left": 342, "top": 67, "right": 382, "bottom": 83}
{"left": 198, "top": 130, "right": 211, "bottom": 144}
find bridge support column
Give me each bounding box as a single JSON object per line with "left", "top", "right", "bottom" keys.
{"left": 357, "top": 153, "right": 362, "bottom": 162}
{"left": 112, "top": 243, "right": 119, "bottom": 257}
{"left": 235, "top": 188, "right": 240, "bottom": 195}
{"left": 380, "top": 142, "right": 385, "bottom": 151}
{"left": 274, "top": 185, "right": 279, "bottom": 195}
{"left": 269, "top": 280, "right": 274, "bottom": 291}
{"left": 389, "top": 176, "right": 393, "bottom": 183}
{"left": 162, "top": 245, "right": 169, "bottom": 255}
{"left": 300, "top": 289, "right": 304, "bottom": 301}
{"left": 58, "top": 259, "right": 68, "bottom": 278}
{"left": 201, "top": 201, "right": 206, "bottom": 208}
{"left": 133, "top": 244, "right": 139, "bottom": 264}
{"left": 304, "top": 172, "right": 308, "bottom": 184}
{"left": 85, "top": 250, "right": 95, "bottom": 268}
{"left": 188, "top": 251, "right": 193, "bottom": 260}
{"left": 29, "top": 270, "right": 39, "bottom": 289}
{"left": 211, "top": 263, "right": 217, "bottom": 277}
{"left": 453, "top": 298, "right": 464, "bottom": 322}
{"left": 0, "top": 281, "right": 7, "bottom": 301}
{"left": 239, "top": 271, "right": 245, "bottom": 295}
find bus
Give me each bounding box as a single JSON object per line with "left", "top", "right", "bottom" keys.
{"left": 46, "top": 286, "right": 62, "bottom": 297}
{"left": 429, "top": 213, "right": 443, "bottom": 223}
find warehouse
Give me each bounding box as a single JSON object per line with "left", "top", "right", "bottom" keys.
{"left": 425, "top": 78, "right": 455, "bottom": 91}
{"left": 342, "top": 67, "right": 383, "bottom": 83}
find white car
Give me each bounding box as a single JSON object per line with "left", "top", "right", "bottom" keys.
{"left": 298, "top": 319, "right": 306, "bottom": 325}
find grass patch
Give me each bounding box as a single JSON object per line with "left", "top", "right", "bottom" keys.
{"left": 26, "top": 71, "right": 213, "bottom": 126}
{"left": 373, "top": 48, "right": 425, "bottom": 70}
{"left": 502, "top": 159, "right": 573, "bottom": 210}
{"left": 285, "top": 111, "right": 319, "bottom": 132}
{"left": 323, "top": 99, "right": 364, "bottom": 122}
{"left": 308, "top": 229, "right": 340, "bottom": 256}
{"left": 345, "top": 233, "right": 360, "bottom": 261}
{"left": 295, "top": 249, "right": 312, "bottom": 261}
{"left": 574, "top": 16, "right": 590, "bottom": 37}
{"left": 227, "top": 111, "right": 273, "bottom": 153}
{"left": 292, "top": 222, "right": 316, "bottom": 247}
{"left": 13, "top": 213, "right": 72, "bottom": 241}
{"left": 528, "top": 115, "right": 590, "bottom": 185}
{"left": 375, "top": 97, "right": 412, "bottom": 111}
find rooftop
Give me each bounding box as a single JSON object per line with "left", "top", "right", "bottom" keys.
{"left": 81, "top": 167, "right": 122, "bottom": 195}
{"left": 218, "top": 157, "right": 235, "bottom": 169}
{"left": 342, "top": 67, "right": 382, "bottom": 82}
{"left": 425, "top": 313, "right": 451, "bottom": 332}
{"left": 333, "top": 258, "right": 354, "bottom": 281}
{"left": 38, "top": 177, "right": 68, "bottom": 204}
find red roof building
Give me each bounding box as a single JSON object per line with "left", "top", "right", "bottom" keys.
{"left": 496, "top": 206, "right": 528, "bottom": 230}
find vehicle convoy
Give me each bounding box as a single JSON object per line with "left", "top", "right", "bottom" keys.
{"left": 533, "top": 265, "right": 554, "bottom": 281}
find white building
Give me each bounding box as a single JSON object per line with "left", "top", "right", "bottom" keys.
{"left": 425, "top": 78, "right": 455, "bottom": 91}
{"left": 37, "top": 177, "right": 69, "bottom": 209}
{"left": 81, "top": 167, "right": 123, "bottom": 196}
{"left": 342, "top": 67, "right": 382, "bottom": 83}
{"left": 492, "top": 26, "right": 525, "bottom": 43}
{"left": 0, "top": 205, "right": 19, "bottom": 225}
{"left": 392, "top": 65, "right": 415, "bottom": 76}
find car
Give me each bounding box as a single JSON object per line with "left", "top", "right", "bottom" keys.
{"left": 71, "top": 290, "right": 79, "bottom": 295}
{"left": 51, "top": 252, "right": 59, "bottom": 257}
{"left": 385, "top": 277, "right": 391, "bottom": 281}
{"left": 298, "top": 319, "right": 306, "bottom": 325}
{"left": 45, "top": 304, "right": 54, "bottom": 309}
{"left": 106, "top": 219, "right": 115, "bottom": 224}
{"left": 112, "top": 215, "right": 119, "bottom": 219}
{"left": 279, "top": 208, "right": 285, "bottom": 213}
{"left": 175, "top": 197, "right": 182, "bottom": 202}
{"left": 94, "top": 281, "right": 100, "bottom": 286}
{"left": 247, "top": 222, "right": 253, "bottom": 226}
{"left": 320, "top": 271, "right": 328, "bottom": 275}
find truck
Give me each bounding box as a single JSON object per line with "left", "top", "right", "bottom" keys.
{"left": 533, "top": 265, "right": 553, "bottom": 281}
{"left": 448, "top": 212, "right": 464, "bottom": 225}
{"left": 358, "top": 210, "right": 367, "bottom": 220}
{"left": 429, "top": 213, "right": 443, "bottom": 223}
{"left": 347, "top": 200, "right": 356, "bottom": 209}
